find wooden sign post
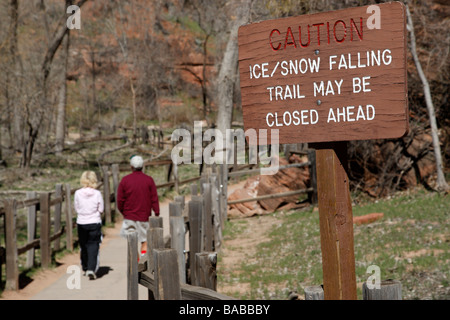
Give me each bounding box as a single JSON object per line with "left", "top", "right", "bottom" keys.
{"left": 238, "top": 2, "right": 408, "bottom": 299}
{"left": 311, "top": 141, "right": 356, "bottom": 299}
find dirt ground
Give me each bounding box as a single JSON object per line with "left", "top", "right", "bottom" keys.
{"left": 217, "top": 214, "right": 279, "bottom": 297}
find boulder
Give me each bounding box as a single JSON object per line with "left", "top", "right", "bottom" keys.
{"left": 257, "top": 157, "right": 309, "bottom": 212}
{"left": 227, "top": 156, "right": 311, "bottom": 217}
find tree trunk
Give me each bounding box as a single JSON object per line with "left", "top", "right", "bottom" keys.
{"left": 202, "top": 34, "right": 210, "bottom": 119}
{"left": 9, "top": 0, "right": 24, "bottom": 152}
{"left": 216, "top": 0, "right": 251, "bottom": 167}
{"left": 21, "top": 0, "right": 89, "bottom": 167}
{"left": 22, "top": 126, "right": 39, "bottom": 168}
{"left": 0, "top": 118, "right": 2, "bottom": 161}
{"left": 91, "top": 49, "right": 98, "bottom": 122}
{"left": 55, "top": 32, "right": 70, "bottom": 155}
{"left": 130, "top": 77, "right": 137, "bottom": 141}
{"left": 110, "top": 1, "right": 138, "bottom": 141}
{"left": 216, "top": 0, "right": 252, "bottom": 132}
{"left": 215, "top": 26, "right": 240, "bottom": 135}
{"left": 406, "top": 5, "right": 449, "bottom": 192}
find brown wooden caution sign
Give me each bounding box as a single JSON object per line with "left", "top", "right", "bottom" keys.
{"left": 238, "top": 1, "right": 408, "bottom": 144}
{"left": 238, "top": 2, "right": 408, "bottom": 300}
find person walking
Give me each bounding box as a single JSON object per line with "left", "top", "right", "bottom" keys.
{"left": 117, "top": 155, "right": 160, "bottom": 259}
{"left": 74, "top": 171, "right": 104, "bottom": 280}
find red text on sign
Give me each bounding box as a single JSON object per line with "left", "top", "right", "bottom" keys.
{"left": 269, "top": 17, "right": 363, "bottom": 51}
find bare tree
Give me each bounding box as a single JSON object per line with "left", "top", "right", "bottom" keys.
{"left": 216, "top": 0, "right": 252, "bottom": 134}
{"left": 406, "top": 4, "right": 449, "bottom": 192}
{"left": 180, "top": 0, "right": 225, "bottom": 120}
{"left": 7, "top": 0, "right": 24, "bottom": 153}
{"left": 21, "top": 0, "right": 89, "bottom": 167}
{"left": 107, "top": 1, "right": 139, "bottom": 140}
{"left": 55, "top": 25, "right": 70, "bottom": 155}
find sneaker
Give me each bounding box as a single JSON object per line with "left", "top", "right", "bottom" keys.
{"left": 86, "top": 270, "right": 96, "bottom": 280}
{"left": 138, "top": 250, "right": 147, "bottom": 263}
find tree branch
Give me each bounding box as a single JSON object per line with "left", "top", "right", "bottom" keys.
{"left": 406, "top": 4, "right": 449, "bottom": 192}
{"left": 42, "top": 0, "right": 89, "bottom": 82}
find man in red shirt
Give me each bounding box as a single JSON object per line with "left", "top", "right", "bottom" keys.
{"left": 118, "top": 155, "right": 160, "bottom": 257}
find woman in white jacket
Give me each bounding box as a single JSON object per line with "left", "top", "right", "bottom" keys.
{"left": 74, "top": 171, "right": 104, "bottom": 280}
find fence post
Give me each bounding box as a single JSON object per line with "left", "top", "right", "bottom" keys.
{"left": 26, "top": 191, "right": 37, "bottom": 269}
{"left": 147, "top": 216, "right": 163, "bottom": 263}
{"left": 307, "top": 149, "right": 317, "bottom": 205}
{"left": 146, "top": 226, "right": 165, "bottom": 300}
{"left": 127, "top": 232, "right": 139, "bottom": 300}
{"left": 188, "top": 198, "right": 203, "bottom": 285}
{"left": 219, "top": 164, "right": 228, "bottom": 226}
{"left": 4, "top": 199, "right": 19, "bottom": 291}
{"left": 65, "top": 184, "right": 74, "bottom": 251}
{"left": 170, "top": 214, "right": 186, "bottom": 284}
{"left": 102, "top": 165, "right": 112, "bottom": 224}
{"left": 153, "top": 248, "right": 181, "bottom": 300}
{"left": 111, "top": 163, "right": 120, "bottom": 218}
{"left": 54, "top": 184, "right": 63, "bottom": 251}
{"left": 40, "top": 192, "right": 52, "bottom": 269}
{"left": 169, "top": 202, "right": 182, "bottom": 218}
{"left": 146, "top": 227, "right": 165, "bottom": 272}
{"left": 0, "top": 247, "right": 4, "bottom": 290}
{"left": 190, "top": 183, "right": 198, "bottom": 196}
{"left": 363, "top": 280, "right": 402, "bottom": 300}
{"left": 210, "top": 174, "right": 222, "bottom": 250}
{"left": 305, "top": 285, "right": 324, "bottom": 300}
{"left": 149, "top": 216, "right": 163, "bottom": 229}
{"left": 194, "top": 252, "right": 217, "bottom": 291}
{"left": 174, "top": 196, "right": 185, "bottom": 214}
{"left": 202, "top": 182, "right": 213, "bottom": 251}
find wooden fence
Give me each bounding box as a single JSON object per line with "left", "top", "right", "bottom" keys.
{"left": 126, "top": 153, "right": 401, "bottom": 301}
{"left": 0, "top": 146, "right": 400, "bottom": 300}
{"left": 0, "top": 185, "right": 77, "bottom": 291}
{"left": 0, "top": 148, "right": 317, "bottom": 293}
{"left": 304, "top": 280, "right": 402, "bottom": 300}
{"left": 0, "top": 165, "right": 121, "bottom": 291}
{"left": 126, "top": 152, "right": 317, "bottom": 300}
{"left": 127, "top": 169, "right": 235, "bottom": 300}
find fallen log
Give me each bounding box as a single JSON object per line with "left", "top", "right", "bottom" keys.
{"left": 74, "top": 134, "right": 127, "bottom": 144}
{"left": 353, "top": 213, "right": 384, "bottom": 225}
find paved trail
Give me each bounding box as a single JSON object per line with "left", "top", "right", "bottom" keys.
{"left": 30, "top": 220, "right": 150, "bottom": 300}
{"left": 28, "top": 197, "right": 174, "bottom": 300}
{"left": 0, "top": 198, "right": 172, "bottom": 300}
{"left": 1, "top": 182, "right": 244, "bottom": 300}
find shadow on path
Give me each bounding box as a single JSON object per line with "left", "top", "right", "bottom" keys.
{"left": 95, "top": 266, "right": 113, "bottom": 279}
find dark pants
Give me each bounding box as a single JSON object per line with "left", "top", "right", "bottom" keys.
{"left": 77, "top": 223, "right": 102, "bottom": 272}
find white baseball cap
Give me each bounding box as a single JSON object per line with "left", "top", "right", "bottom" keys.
{"left": 130, "top": 155, "right": 144, "bottom": 169}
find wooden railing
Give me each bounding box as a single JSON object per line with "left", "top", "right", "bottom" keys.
{"left": 127, "top": 175, "right": 235, "bottom": 300}
{"left": 0, "top": 165, "right": 120, "bottom": 291}
{"left": 1, "top": 148, "right": 317, "bottom": 293}
{"left": 127, "top": 152, "right": 317, "bottom": 300}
